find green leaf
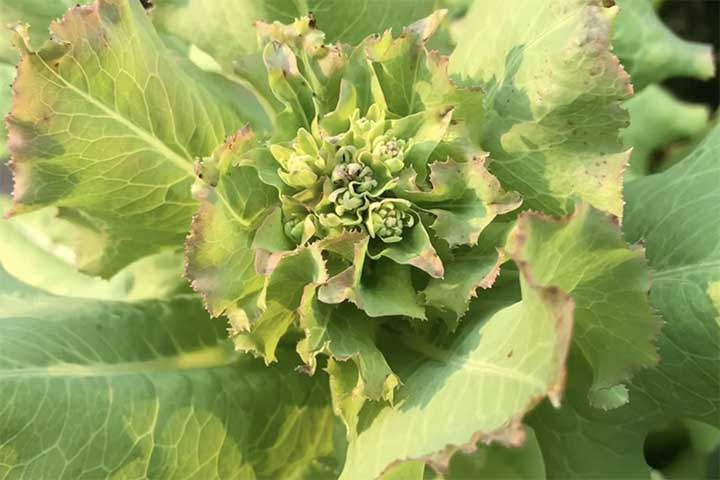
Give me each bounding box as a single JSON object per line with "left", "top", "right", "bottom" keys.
{"left": 7, "top": 0, "right": 264, "bottom": 277}
{"left": 0, "top": 267, "right": 336, "bottom": 479}
{"left": 298, "top": 291, "right": 400, "bottom": 437}
{"left": 185, "top": 135, "right": 274, "bottom": 329}
{"left": 507, "top": 204, "right": 660, "bottom": 408}
{"left": 528, "top": 124, "right": 720, "bottom": 480}
{"left": 421, "top": 222, "right": 511, "bottom": 329}
{"left": 612, "top": 0, "right": 715, "bottom": 90}
{"left": 445, "top": 428, "right": 546, "bottom": 479}
{"left": 624, "top": 124, "right": 720, "bottom": 423}
{"left": 623, "top": 85, "right": 711, "bottom": 176}
{"left": 0, "top": 197, "right": 189, "bottom": 301}
{"left": 397, "top": 157, "right": 522, "bottom": 247}
{"left": 152, "top": 0, "right": 439, "bottom": 71}
{"left": 232, "top": 246, "right": 327, "bottom": 363}
{"left": 340, "top": 262, "right": 574, "bottom": 480}
{"left": 528, "top": 353, "right": 653, "bottom": 479}
{"left": 368, "top": 219, "right": 445, "bottom": 279}
{"left": 450, "top": 0, "right": 632, "bottom": 218}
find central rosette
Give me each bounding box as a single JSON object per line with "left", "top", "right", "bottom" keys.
{"left": 274, "top": 109, "right": 414, "bottom": 245}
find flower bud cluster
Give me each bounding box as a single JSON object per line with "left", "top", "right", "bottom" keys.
{"left": 272, "top": 110, "right": 417, "bottom": 244}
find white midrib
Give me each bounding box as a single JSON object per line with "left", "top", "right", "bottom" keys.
{"left": 0, "top": 345, "right": 239, "bottom": 379}
{"left": 37, "top": 54, "right": 195, "bottom": 177}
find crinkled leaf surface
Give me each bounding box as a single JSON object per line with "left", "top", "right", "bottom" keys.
{"left": 298, "top": 291, "right": 400, "bottom": 438}
{"left": 0, "top": 267, "right": 336, "bottom": 480}
{"left": 449, "top": 0, "right": 632, "bottom": 218}
{"left": 340, "top": 265, "right": 573, "bottom": 480}
{"left": 421, "top": 222, "right": 510, "bottom": 329}
{"left": 508, "top": 205, "right": 659, "bottom": 408}
{"left": 623, "top": 85, "right": 711, "bottom": 176}
{"left": 528, "top": 124, "right": 720, "bottom": 479}
{"left": 7, "top": 0, "right": 265, "bottom": 277}
{"left": 232, "top": 246, "right": 327, "bottom": 363}
{"left": 612, "top": 0, "right": 715, "bottom": 90}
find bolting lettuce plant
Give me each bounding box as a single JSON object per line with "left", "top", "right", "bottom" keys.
{"left": 0, "top": 0, "right": 717, "bottom": 479}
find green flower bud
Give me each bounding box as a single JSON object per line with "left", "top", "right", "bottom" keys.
{"left": 367, "top": 200, "right": 415, "bottom": 243}
{"left": 331, "top": 162, "right": 377, "bottom": 192}
{"left": 373, "top": 136, "right": 406, "bottom": 173}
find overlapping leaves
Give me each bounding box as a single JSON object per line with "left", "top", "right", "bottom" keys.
{"left": 184, "top": 10, "right": 525, "bottom": 436}
{"left": 2, "top": 0, "right": 715, "bottom": 478}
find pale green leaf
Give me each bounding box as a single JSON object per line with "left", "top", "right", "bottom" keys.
{"left": 450, "top": 0, "right": 632, "bottom": 218}
{"left": 0, "top": 267, "right": 336, "bottom": 479}
{"left": 612, "top": 0, "right": 715, "bottom": 90}
{"left": 507, "top": 204, "right": 660, "bottom": 408}
{"left": 0, "top": 197, "right": 188, "bottom": 301}
{"left": 340, "top": 263, "right": 573, "bottom": 480}
{"left": 7, "top": 0, "right": 265, "bottom": 276}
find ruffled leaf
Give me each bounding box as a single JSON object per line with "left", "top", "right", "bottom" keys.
{"left": 298, "top": 290, "right": 400, "bottom": 437}
{"left": 528, "top": 124, "right": 720, "bottom": 479}
{"left": 397, "top": 157, "right": 522, "bottom": 247}
{"left": 422, "top": 223, "right": 512, "bottom": 329}
{"left": 185, "top": 130, "right": 278, "bottom": 329}
{"left": 507, "top": 204, "right": 660, "bottom": 408}
{"left": 450, "top": 0, "right": 632, "bottom": 218}
{"left": 233, "top": 246, "right": 327, "bottom": 363}
{"left": 340, "top": 261, "right": 574, "bottom": 480}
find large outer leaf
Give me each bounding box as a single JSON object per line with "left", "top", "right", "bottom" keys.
{"left": 7, "top": 0, "right": 265, "bottom": 277}
{"left": 508, "top": 205, "right": 660, "bottom": 409}
{"left": 340, "top": 263, "right": 574, "bottom": 480}
{"left": 0, "top": 268, "right": 336, "bottom": 479}
{"left": 528, "top": 124, "right": 720, "bottom": 479}
{"left": 624, "top": 124, "right": 720, "bottom": 422}
{"left": 612, "top": 0, "right": 715, "bottom": 90}
{"left": 0, "top": 198, "right": 186, "bottom": 301}
{"left": 449, "top": 0, "right": 632, "bottom": 218}
{"left": 152, "top": 0, "right": 439, "bottom": 71}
